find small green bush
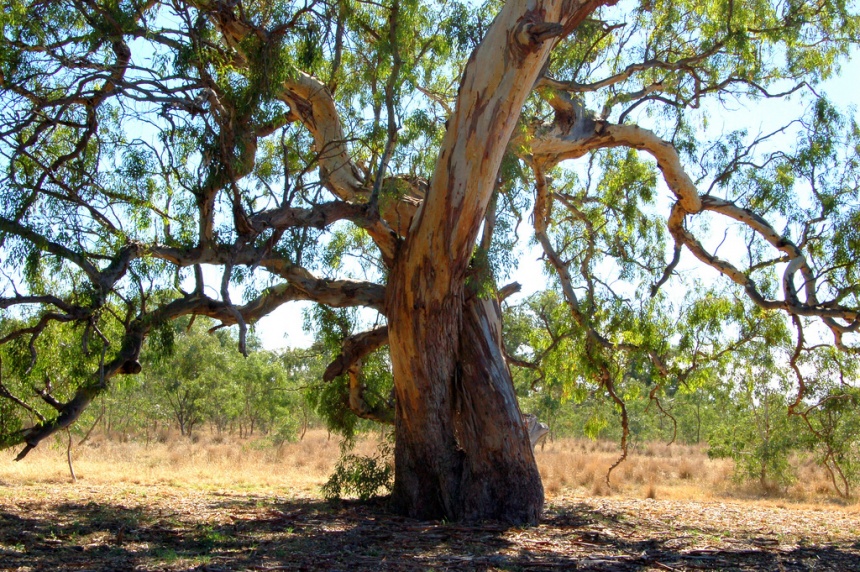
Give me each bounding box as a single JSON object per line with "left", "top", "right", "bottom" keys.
{"left": 322, "top": 442, "right": 393, "bottom": 501}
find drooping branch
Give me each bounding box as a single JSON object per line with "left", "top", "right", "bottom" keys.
{"left": 10, "top": 347, "right": 139, "bottom": 461}
{"left": 5, "top": 289, "right": 227, "bottom": 459}
{"left": 220, "top": 262, "right": 248, "bottom": 356}
{"left": 532, "top": 164, "right": 586, "bottom": 327}
{"left": 532, "top": 163, "right": 635, "bottom": 480}
{"left": 601, "top": 356, "right": 629, "bottom": 487}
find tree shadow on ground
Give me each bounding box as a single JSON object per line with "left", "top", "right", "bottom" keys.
{"left": 0, "top": 493, "right": 857, "bottom": 571}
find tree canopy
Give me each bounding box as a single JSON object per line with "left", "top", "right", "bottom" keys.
{"left": 1, "top": 0, "right": 858, "bottom": 523}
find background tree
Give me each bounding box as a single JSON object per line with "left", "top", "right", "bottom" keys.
{"left": 1, "top": 0, "right": 859, "bottom": 524}
{"left": 149, "top": 324, "right": 232, "bottom": 437}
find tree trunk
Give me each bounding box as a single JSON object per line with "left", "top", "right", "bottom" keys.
{"left": 384, "top": 0, "right": 605, "bottom": 524}
{"left": 388, "top": 290, "right": 542, "bottom": 524}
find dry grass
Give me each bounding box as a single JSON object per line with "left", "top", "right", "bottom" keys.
{"left": 1, "top": 431, "right": 856, "bottom": 511}
{"left": 535, "top": 439, "right": 731, "bottom": 501}
{"left": 0, "top": 429, "right": 342, "bottom": 496}
{"left": 534, "top": 438, "right": 858, "bottom": 511}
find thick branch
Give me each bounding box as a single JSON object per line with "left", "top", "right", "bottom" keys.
{"left": 531, "top": 106, "right": 858, "bottom": 337}
{"left": 250, "top": 200, "right": 376, "bottom": 232}
{"left": 145, "top": 245, "right": 387, "bottom": 313}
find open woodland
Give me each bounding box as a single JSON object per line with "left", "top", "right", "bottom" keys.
{"left": 2, "top": 0, "right": 860, "bottom": 568}
{"left": 4, "top": 320, "right": 860, "bottom": 569}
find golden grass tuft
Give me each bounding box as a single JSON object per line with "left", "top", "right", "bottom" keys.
{"left": 644, "top": 481, "right": 657, "bottom": 499}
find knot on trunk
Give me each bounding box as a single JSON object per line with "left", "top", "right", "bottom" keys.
{"left": 511, "top": 10, "right": 564, "bottom": 61}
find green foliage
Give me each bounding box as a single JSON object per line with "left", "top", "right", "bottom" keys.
{"left": 300, "top": 305, "right": 393, "bottom": 443}
{"left": 799, "top": 389, "right": 860, "bottom": 497}
{"left": 322, "top": 437, "right": 394, "bottom": 501}
{"left": 0, "top": 317, "right": 320, "bottom": 445}
{"left": 0, "top": 397, "right": 22, "bottom": 448}
{"left": 507, "top": 285, "right": 859, "bottom": 496}
{"left": 708, "top": 385, "right": 800, "bottom": 490}
{"left": 466, "top": 246, "right": 495, "bottom": 299}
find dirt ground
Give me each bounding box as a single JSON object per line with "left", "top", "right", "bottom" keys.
{"left": 1, "top": 482, "right": 859, "bottom": 571}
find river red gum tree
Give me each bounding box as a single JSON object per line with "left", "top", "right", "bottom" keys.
{"left": 384, "top": 0, "right": 608, "bottom": 522}
{"left": 1, "top": 0, "right": 858, "bottom": 525}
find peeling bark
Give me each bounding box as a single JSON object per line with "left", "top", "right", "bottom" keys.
{"left": 385, "top": 0, "right": 608, "bottom": 524}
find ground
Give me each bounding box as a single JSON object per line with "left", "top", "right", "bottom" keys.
{"left": 1, "top": 432, "right": 859, "bottom": 570}
{"left": 1, "top": 482, "right": 859, "bottom": 571}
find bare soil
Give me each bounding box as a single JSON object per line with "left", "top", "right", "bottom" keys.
{"left": 1, "top": 482, "right": 858, "bottom": 571}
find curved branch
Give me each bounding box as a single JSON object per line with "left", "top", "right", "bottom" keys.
{"left": 277, "top": 73, "right": 403, "bottom": 259}
{"left": 324, "top": 326, "right": 389, "bottom": 382}
{"left": 531, "top": 109, "right": 859, "bottom": 337}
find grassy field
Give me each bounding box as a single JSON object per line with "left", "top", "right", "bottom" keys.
{"left": 1, "top": 429, "right": 854, "bottom": 505}
{"left": 1, "top": 431, "right": 859, "bottom": 570}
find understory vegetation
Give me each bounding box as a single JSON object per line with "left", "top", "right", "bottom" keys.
{"left": 3, "top": 435, "right": 859, "bottom": 572}
{"left": 3, "top": 318, "right": 858, "bottom": 500}
{"left": 2, "top": 428, "right": 857, "bottom": 509}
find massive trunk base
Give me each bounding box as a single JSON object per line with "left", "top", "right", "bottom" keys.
{"left": 389, "top": 294, "right": 543, "bottom": 525}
